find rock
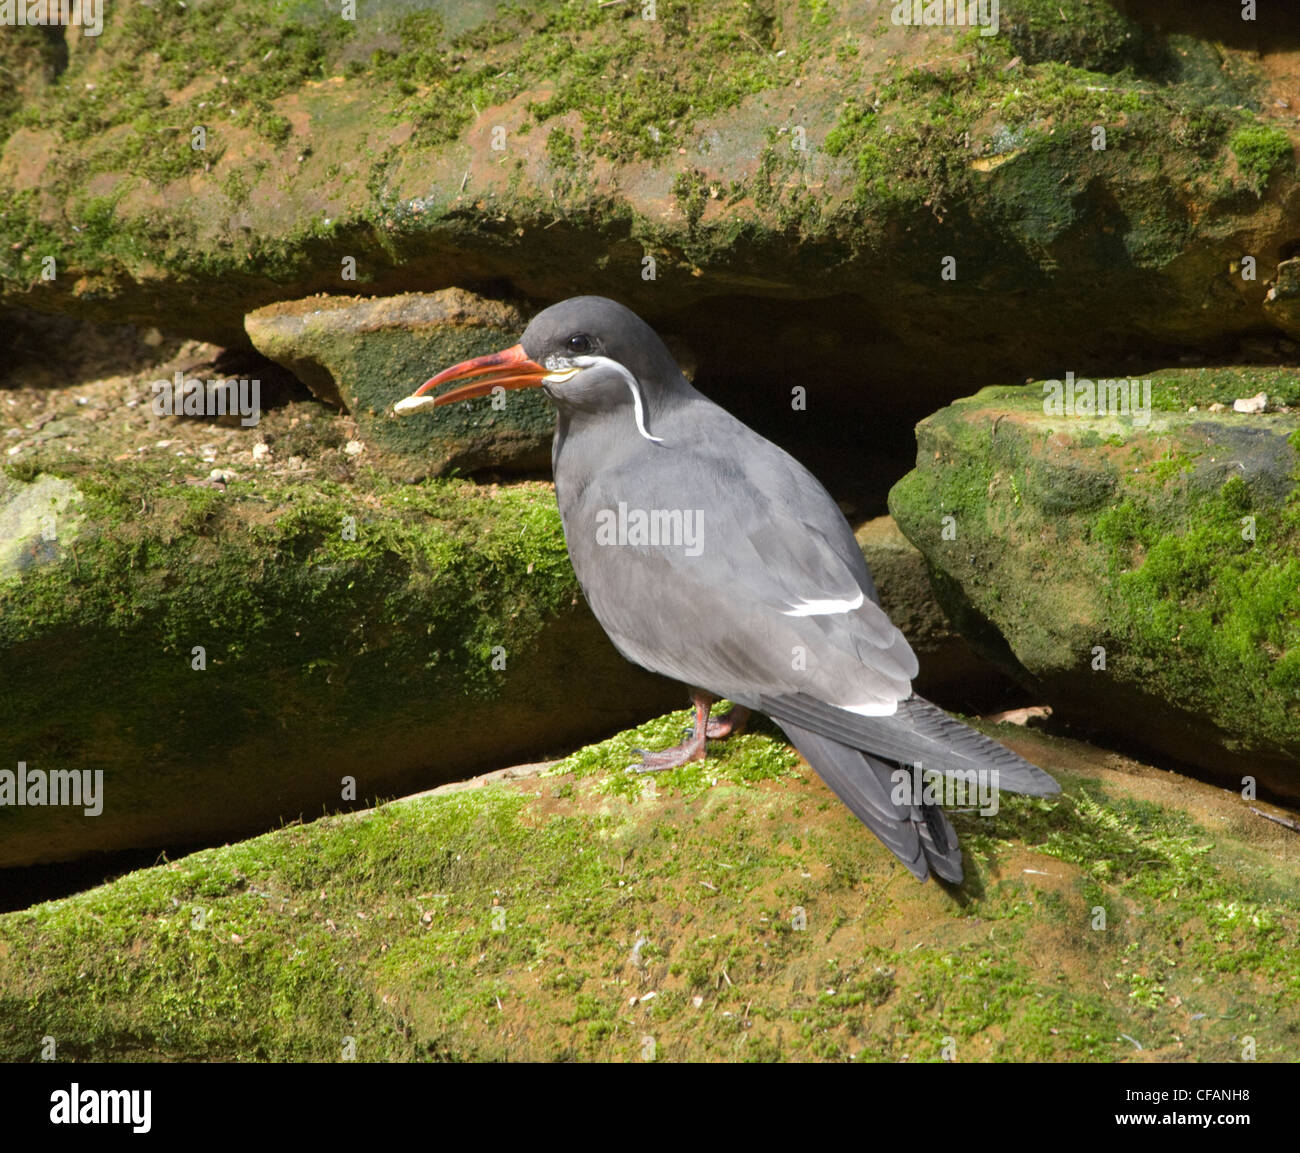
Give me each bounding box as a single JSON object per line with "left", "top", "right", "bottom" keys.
{"left": 0, "top": 337, "right": 1015, "bottom": 869}
{"left": 888, "top": 366, "right": 1300, "bottom": 798}
{"left": 984, "top": 706, "right": 1052, "bottom": 726}
{"left": 1263, "top": 257, "right": 1300, "bottom": 337}
{"left": 2, "top": 713, "right": 1296, "bottom": 1060}
{"left": 245, "top": 290, "right": 550, "bottom": 477}
{"left": 0, "top": 424, "right": 683, "bottom": 868}
{"left": 854, "top": 515, "right": 1018, "bottom": 707}
{"left": 0, "top": 472, "right": 84, "bottom": 579}
{"left": 1, "top": 0, "right": 1297, "bottom": 426}
{"left": 1233, "top": 391, "right": 1268, "bottom": 414}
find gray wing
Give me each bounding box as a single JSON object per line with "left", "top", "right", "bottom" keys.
{"left": 761, "top": 692, "right": 1061, "bottom": 795}
{"left": 564, "top": 405, "right": 917, "bottom": 715}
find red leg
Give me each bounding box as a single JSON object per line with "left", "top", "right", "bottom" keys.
{"left": 705, "top": 704, "right": 751, "bottom": 739}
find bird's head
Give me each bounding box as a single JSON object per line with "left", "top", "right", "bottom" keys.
{"left": 396, "top": 296, "right": 687, "bottom": 442}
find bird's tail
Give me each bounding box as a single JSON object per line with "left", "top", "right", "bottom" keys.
{"left": 774, "top": 720, "right": 964, "bottom": 883}
{"left": 761, "top": 691, "right": 1061, "bottom": 797}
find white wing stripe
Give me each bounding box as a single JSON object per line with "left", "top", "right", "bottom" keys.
{"left": 781, "top": 590, "right": 865, "bottom": 617}
{"left": 838, "top": 699, "right": 901, "bottom": 717}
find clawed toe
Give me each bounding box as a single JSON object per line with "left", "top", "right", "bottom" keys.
{"left": 629, "top": 695, "right": 750, "bottom": 775}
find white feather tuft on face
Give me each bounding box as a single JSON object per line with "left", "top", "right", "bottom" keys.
{"left": 570, "top": 355, "right": 664, "bottom": 443}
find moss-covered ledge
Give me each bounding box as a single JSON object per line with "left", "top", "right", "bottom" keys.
{"left": 0, "top": 715, "right": 1294, "bottom": 1062}
{"left": 0, "top": 455, "right": 682, "bottom": 867}
{"left": 888, "top": 368, "right": 1300, "bottom": 796}
{"left": 1, "top": 0, "right": 1296, "bottom": 401}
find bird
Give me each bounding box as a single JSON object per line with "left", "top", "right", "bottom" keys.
{"left": 395, "top": 296, "right": 1060, "bottom": 883}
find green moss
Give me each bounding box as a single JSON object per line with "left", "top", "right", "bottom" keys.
{"left": 892, "top": 372, "right": 1300, "bottom": 765}
{"left": 16, "top": 3, "right": 350, "bottom": 187}
{"left": 1092, "top": 478, "right": 1300, "bottom": 746}
{"left": 671, "top": 169, "right": 710, "bottom": 229}
{"left": 521, "top": 0, "right": 790, "bottom": 163}
{"left": 0, "top": 451, "right": 587, "bottom": 860}
{"left": 1025, "top": 458, "right": 1117, "bottom": 514}
{"left": 1001, "top": 0, "right": 1146, "bottom": 74}
{"left": 1230, "top": 123, "right": 1294, "bottom": 195}
{"left": 0, "top": 0, "right": 1289, "bottom": 337}
{"left": 545, "top": 126, "right": 577, "bottom": 168}
{"left": 821, "top": 43, "right": 1165, "bottom": 219}
{"left": 351, "top": 0, "right": 796, "bottom": 162}
{"left": 2, "top": 719, "right": 1295, "bottom": 1061}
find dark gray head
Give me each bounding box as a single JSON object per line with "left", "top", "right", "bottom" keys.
{"left": 519, "top": 296, "right": 690, "bottom": 433}
{"left": 401, "top": 296, "right": 692, "bottom": 443}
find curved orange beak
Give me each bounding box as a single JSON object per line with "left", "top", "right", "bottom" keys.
{"left": 413, "top": 343, "right": 547, "bottom": 405}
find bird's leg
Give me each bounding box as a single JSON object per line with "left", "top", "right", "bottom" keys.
{"left": 705, "top": 704, "right": 751, "bottom": 740}
{"left": 634, "top": 690, "right": 717, "bottom": 772}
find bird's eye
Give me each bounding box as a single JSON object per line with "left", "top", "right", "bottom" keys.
{"left": 566, "top": 333, "right": 593, "bottom": 355}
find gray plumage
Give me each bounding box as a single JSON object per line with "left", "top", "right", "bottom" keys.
{"left": 508, "top": 297, "right": 1060, "bottom": 882}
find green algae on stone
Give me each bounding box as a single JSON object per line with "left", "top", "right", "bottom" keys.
{"left": 0, "top": 720, "right": 1295, "bottom": 1062}
{"left": 2, "top": 0, "right": 1297, "bottom": 396}
{"left": 853, "top": 514, "right": 1014, "bottom": 702}
{"left": 1000, "top": 0, "right": 1149, "bottom": 75}
{"left": 1229, "top": 123, "right": 1294, "bottom": 195}
{"left": 888, "top": 369, "right": 1300, "bottom": 795}
{"left": 0, "top": 448, "right": 685, "bottom": 867}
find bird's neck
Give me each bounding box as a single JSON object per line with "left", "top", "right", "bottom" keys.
{"left": 552, "top": 403, "right": 666, "bottom": 516}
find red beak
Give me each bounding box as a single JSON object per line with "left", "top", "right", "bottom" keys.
{"left": 414, "top": 343, "right": 548, "bottom": 405}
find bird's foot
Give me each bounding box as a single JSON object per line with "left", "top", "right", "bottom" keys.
{"left": 704, "top": 705, "right": 751, "bottom": 740}
{"left": 633, "top": 696, "right": 750, "bottom": 773}
{"left": 633, "top": 730, "right": 709, "bottom": 773}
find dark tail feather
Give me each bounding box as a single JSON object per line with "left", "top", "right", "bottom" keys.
{"left": 762, "top": 692, "right": 1060, "bottom": 797}
{"left": 913, "top": 789, "right": 963, "bottom": 883}
{"left": 775, "top": 720, "right": 964, "bottom": 884}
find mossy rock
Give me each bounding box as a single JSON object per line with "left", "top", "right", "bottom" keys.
{"left": 888, "top": 367, "right": 1300, "bottom": 797}
{"left": 245, "top": 289, "right": 552, "bottom": 477}
{"left": 1, "top": 0, "right": 1298, "bottom": 415}
{"left": 0, "top": 450, "right": 688, "bottom": 867}
{"left": 0, "top": 361, "right": 999, "bottom": 869}
{"left": 1, "top": 715, "right": 1296, "bottom": 1061}
{"left": 854, "top": 514, "right": 1015, "bottom": 705}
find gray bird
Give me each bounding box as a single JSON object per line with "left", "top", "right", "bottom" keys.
{"left": 396, "top": 296, "right": 1060, "bottom": 882}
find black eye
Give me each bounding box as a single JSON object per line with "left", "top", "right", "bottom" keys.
{"left": 566, "top": 333, "right": 592, "bottom": 354}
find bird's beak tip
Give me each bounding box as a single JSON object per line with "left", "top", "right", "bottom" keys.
{"left": 394, "top": 342, "right": 546, "bottom": 414}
